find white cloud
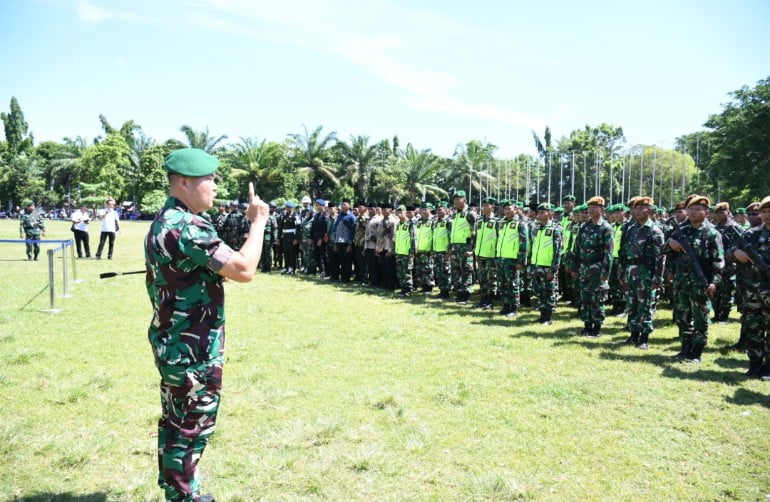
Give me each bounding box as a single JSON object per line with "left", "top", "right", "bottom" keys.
{"left": 76, "top": 0, "right": 157, "bottom": 24}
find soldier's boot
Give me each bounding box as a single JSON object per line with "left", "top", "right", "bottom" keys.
{"left": 746, "top": 357, "right": 763, "bottom": 378}
{"left": 498, "top": 304, "right": 511, "bottom": 315}
{"left": 686, "top": 341, "right": 706, "bottom": 364}
{"left": 473, "top": 295, "right": 488, "bottom": 308}
{"left": 580, "top": 322, "right": 592, "bottom": 336}
{"left": 672, "top": 339, "right": 691, "bottom": 361}
{"left": 636, "top": 332, "right": 649, "bottom": 350}
{"left": 622, "top": 332, "right": 639, "bottom": 345}
{"left": 759, "top": 361, "right": 770, "bottom": 382}
{"left": 505, "top": 305, "right": 518, "bottom": 318}
{"left": 731, "top": 326, "right": 748, "bottom": 351}
{"left": 588, "top": 323, "right": 602, "bottom": 338}
{"left": 484, "top": 296, "right": 494, "bottom": 309}
{"left": 521, "top": 294, "right": 531, "bottom": 308}
{"left": 456, "top": 291, "right": 469, "bottom": 305}
{"left": 540, "top": 311, "right": 552, "bottom": 325}
{"left": 422, "top": 286, "right": 434, "bottom": 293}
{"left": 437, "top": 289, "right": 450, "bottom": 299}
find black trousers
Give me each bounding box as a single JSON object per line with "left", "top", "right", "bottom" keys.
{"left": 354, "top": 245, "right": 367, "bottom": 283}
{"left": 95, "top": 231, "right": 115, "bottom": 259}
{"left": 379, "top": 252, "right": 397, "bottom": 290}
{"left": 366, "top": 249, "right": 381, "bottom": 286}
{"left": 72, "top": 229, "right": 90, "bottom": 257}
{"left": 328, "top": 245, "right": 340, "bottom": 279}
{"left": 281, "top": 235, "right": 297, "bottom": 270}
{"left": 312, "top": 242, "right": 326, "bottom": 275}
{"left": 336, "top": 244, "right": 353, "bottom": 282}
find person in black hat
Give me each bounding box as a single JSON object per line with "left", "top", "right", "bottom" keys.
{"left": 333, "top": 199, "right": 356, "bottom": 282}
{"left": 259, "top": 202, "right": 279, "bottom": 272}
{"left": 309, "top": 199, "right": 329, "bottom": 276}
{"left": 277, "top": 200, "right": 301, "bottom": 274}
{"left": 353, "top": 201, "right": 370, "bottom": 284}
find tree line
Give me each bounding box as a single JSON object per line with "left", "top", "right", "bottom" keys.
{"left": 1, "top": 76, "right": 767, "bottom": 215}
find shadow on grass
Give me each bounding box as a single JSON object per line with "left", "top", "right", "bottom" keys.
{"left": 712, "top": 356, "right": 748, "bottom": 370}
{"left": 13, "top": 492, "right": 109, "bottom": 501}
{"left": 660, "top": 365, "right": 742, "bottom": 386}
{"left": 726, "top": 388, "right": 770, "bottom": 408}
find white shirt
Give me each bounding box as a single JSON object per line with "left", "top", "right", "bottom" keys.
{"left": 100, "top": 208, "right": 120, "bottom": 233}
{"left": 71, "top": 209, "right": 91, "bottom": 232}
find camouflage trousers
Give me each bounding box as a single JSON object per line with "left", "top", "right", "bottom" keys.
{"left": 259, "top": 240, "right": 273, "bottom": 272}
{"left": 623, "top": 265, "right": 657, "bottom": 335}
{"left": 300, "top": 240, "right": 315, "bottom": 273}
{"left": 450, "top": 244, "right": 474, "bottom": 294}
{"left": 742, "top": 284, "right": 770, "bottom": 360}
{"left": 672, "top": 272, "right": 711, "bottom": 345}
{"left": 156, "top": 356, "right": 223, "bottom": 502}
{"left": 414, "top": 252, "right": 435, "bottom": 289}
{"left": 476, "top": 257, "right": 497, "bottom": 298}
{"left": 578, "top": 265, "right": 609, "bottom": 324}
{"left": 396, "top": 254, "right": 414, "bottom": 293}
{"left": 531, "top": 266, "right": 557, "bottom": 313}
{"left": 608, "top": 260, "right": 624, "bottom": 309}
{"left": 432, "top": 252, "right": 451, "bottom": 292}
{"left": 497, "top": 259, "right": 521, "bottom": 307}
{"left": 23, "top": 232, "right": 40, "bottom": 259}
{"left": 713, "top": 267, "right": 736, "bottom": 316}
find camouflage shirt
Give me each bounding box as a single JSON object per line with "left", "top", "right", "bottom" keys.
{"left": 144, "top": 197, "right": 234, "bottom": 367}
{"left": 354, "top": 214, "right": 369, "bottom": 247}
{"left": 570, "top": 217, "right": 614, "bottom": 278}
{"left": 620, "top": 218, "right": 665, "bottom": 284}
{"left": 20, "top": 211, "right": 45, "bottom": 236}
{"left": 666, "top": 219, "right": 725, "bottom": 285}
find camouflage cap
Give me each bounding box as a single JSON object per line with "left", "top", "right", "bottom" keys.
{"left": 164, "top": 148, "right": 219, "bottom": 177}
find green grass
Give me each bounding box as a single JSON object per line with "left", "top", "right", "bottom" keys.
{"left": 1, "top": 218, "right": 769, "bottom": 501}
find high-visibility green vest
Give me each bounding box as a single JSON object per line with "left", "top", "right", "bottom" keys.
{"left": 450, "top": 212, "right": 472, "bottom": 244}
{"left": 496, "top": 220, "right": 520, "bottom": 259}
{"left": 433, "top": 220, "right": 450, "bottom": 252}
{"left": 474, "top": 218, "right": 497, "bottom": 258}
{"left": 416, "top": 221, "right": 433, "bottom": 252}
{"left": 561, "top": 215, "right": 572, "bottom": 250}
{"left": 531, "top": 224, "right": 556, "bottom": 266}
{"left": 395, "top": 223, "right": 412, "bottom": 255}
{"left": 613, "top": 223, "right": 623, "bottom": 258}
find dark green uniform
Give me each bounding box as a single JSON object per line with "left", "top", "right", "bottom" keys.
{"left": 432, "top": 218, "right": 452, "bottom": 296}
{"left": 571, "top": 217, "right": 614, "bottom": 335}
{"left": 736, "top": 224, "right": 770, "bottom": 377}
{"left": 474, "top": 215, "right": 498, "bottom": 307}
{"left": 395, "top": 219, "right": 415, "bottom": 295}
{"left": 20, "top": 209, "right": 45, "bottom": 260}
{"left": 496, "top": 218, "right": 529, "bottom": 315}
{"left": 414, "top": 217, "right": 435, "bottom": 291}
{"left": 529, "top": 220, "right": 563, "bottom": 323}
{"left": 714, "top": 220, "right": 744, "bottom": 322}
{"left": 449, "top": 208, "right": 476, "bottom": 303}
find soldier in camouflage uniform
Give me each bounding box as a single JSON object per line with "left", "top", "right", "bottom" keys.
{"left": 666, "top": 195, "right": 725, "bottom": 363}
{"left": 414, "top": 202, "right": 436, "bottom": 292}
{"left": 734, "top": 196, "right": 770, "bottom": 378}
{"left": 529, "top": 203, "right": 563, "bottom": 324}
{"left": 713, "top": 202, "right": 744, "bottom": 323}
{"left": 474, "top": 197, "right": 499, "bottom": 308}
{"left": 570, "top": 196, "right": 614, "bottom": 337}
{"left": 394, "top": 205, "right": 415, "bottom": 296}
{"left": 299, "top": 208, "right": 314, "bottom": 274}
{"left": 432, "top": 201, "right": 452, "bottom": 298}
{"left": 607, "top": 204, "right": 628, "bottom": 316}
{"left": 733, "top": 202, "right": 763, "bottom": 350}
{"left": 19, "top": 200, "right": 45, "bottom": 260}
{"left": 144, "top": 148, "right": 268, "bottom": 502}
{"left": 619, "top": 197, "right": 665, "bottom": 349}
{"left": 219, "top": 201, "right": 241, "bottom": 249}
{"left": 259, "top": 202, "right": 278, "bottom": 272}
{"left": 448, "top": 191, "right": 477, "bottom": 304}
{"left": 496, "top": 199, "right": 529, "bottom": 317}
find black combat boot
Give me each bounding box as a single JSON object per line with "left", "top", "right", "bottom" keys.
{"left": 437, "top": 289, "right": 450, "bottom": 299}
{"left": 498, "top": 304, "right": 511, "bottom": 316}
{"left": 540, "top": 311, "right": 552, "bottom": 325}
{"left": 636, "top": 332, "right": 649, "bottom": 350}
{"left": 588, "top": 323, "right": 602, "bottom": 338}
{"left": 456, "top": 291, "right": 469, "bottom": 305}
{"left": 521, "top": 294, "right": 532, "bottom": 308}
{"left": 580, "top": 322, "right": 591, "bottom": 336}
{"left": 473, "top": 295, "right": 488, "bottom": 308}
{"left": 746, "top": 357, "right": 763, "bottom": 378}
{"left": 672, "top": 340, "right": 690, "bottom": 361}
{"left": 686, "top": 341, "right": 706, "bottom": 363}
{"left": 423, "top": 286, "right": 434, "bottom": 293}
{"left": 505, "top": 306, "right": 518, "bottom": 318}
{"left": 622, "top": 332, "right": 639, "bottom": 345}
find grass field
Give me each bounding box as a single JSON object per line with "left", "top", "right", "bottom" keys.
{"left": 1, "top": 218, "right": 769, "bottom": 501}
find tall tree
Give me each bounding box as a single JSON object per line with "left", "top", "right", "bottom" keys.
{"left": 173, "top": 125, "right": 229, "bottom": 154}
{"left": 400, "top": 143, "right": 447, "bottom": 202}
{"left": 287, "top": 125, "right": 338, "bottom": 198}
{"left": 1, "top": 97, "right": 34, "bottom": 157}
{"left": 447, "top": 140, "right": 498, "bottom": 201}
{"left": 226, "top": 137, "right": 289, "bottom": 202}
{"left": 701, "top": 76, "right": 770, "bottom": 203}
{"left": 80, "top": 134, "right": 132, "bottom": 200}
{"left": 336, "top": 135, "right": 385, "bottom": 200}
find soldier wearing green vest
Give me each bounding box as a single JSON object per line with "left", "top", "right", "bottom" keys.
{"left": 432, "top": 201, "right": 452, "bottom": 298}
{"left": 530, "top": 203, "right": 563, "bottom": 324}
{"left": 414, "top": 202, "right": 436, "bottom": 293}
{"left": 563, "top": 204, "right": 586, "bottom": 314}
{"left": 607, "top": 204, "right": 627, "bottom": 316}
{"left": 448, "top": 190, "right": 477, "bottom": 304}
{"left": 394, "top": 205, "right": 416, "bottom": 296}
{"left": 734, "top": 207, "right": 750, "bottom": 231}
{"left": 559, "top": 195, "right": 577, "bottom": 303}
{"left": 496, "top": 199, "right": 529, "bottom": 317}
{"left": 474, "top": 197, "right": 499, "bottom": 308}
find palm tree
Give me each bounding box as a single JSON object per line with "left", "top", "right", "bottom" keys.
{"left": 227, "top": 137, "right": 286, "bottom": 199}
{"left": 287, "top": 125, "right": 338, "bottom": 198}
{"left": 449, "top": 140, "right": 498, "bottom": 201}
{"left": 45, "top": 136, "right": 88, "bottom": 202}
{"left": 336, "top": 135, "right": 385, "bottom": 200}
{"left": 400, "top": 143, "right": 447, "bottom": 202}
{"left": 171, "top": 125, "right": 228, "bottom": 154}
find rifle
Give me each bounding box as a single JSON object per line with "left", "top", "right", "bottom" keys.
{"left": 669, "top": 219, "right": 709, "bottom": 288}
{"left": 100, "top": 270, "right": 145, "bottom": 279}
{"left": 728, "top": 225, "right": 770, "bottom": 281}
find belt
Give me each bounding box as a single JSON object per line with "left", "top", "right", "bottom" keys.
{"left": 282, "top": 229, "right": 296, "bottom": 234}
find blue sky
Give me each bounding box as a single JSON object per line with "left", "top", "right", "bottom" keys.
{"left": 1, "top": 0, "right": 768, "bottom": 158}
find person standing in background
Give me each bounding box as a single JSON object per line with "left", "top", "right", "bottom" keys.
{"left": 95, "top": 198, "right": 120, "bottom": 260}
{"left": 70, "top": 202, "right": 91, "bottom": 258}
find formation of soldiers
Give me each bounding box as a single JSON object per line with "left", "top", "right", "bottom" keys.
{"left": 222, "top": 190, "right": 770, "bottom": 379}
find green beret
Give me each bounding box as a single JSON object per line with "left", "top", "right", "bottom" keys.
{"left": 437, "top": 201, "right": 449, "bottom": 208}
{"left": 575, "top": 204, "right": 587, "bottom": 212}
{"left": 482, "top": 197, "right": 497, "bottom": 205}
{"left": 735, "top": 208, "right": 747, "bottom": 215}
{"left": 164, "top": 148, "right": 219, "bottom": 177}
{"left": 537, "top": 202, "right": 554, "bottom": 211}
{"left": 656, "top": 207, "right": 664, "bottom": 215}
{"left": 563, "top": 195, "right": 576, "bottom": 202}
{"left": 22, "top": 199, "right": 33, "bottom": 207}
{"left": 453, "top": 190, "right": 467, "bottom": 198}
{"left": 396, "top": 204, "right": 407, "bottom": 212}
{"left": 420, "top": 202, "right": 434, "bottom": 209}
{"left": 606, "top": 204, "right": 617, "bottom": 213}
{"left": 554, "top": 206, "right": 564, "bottom": 213}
